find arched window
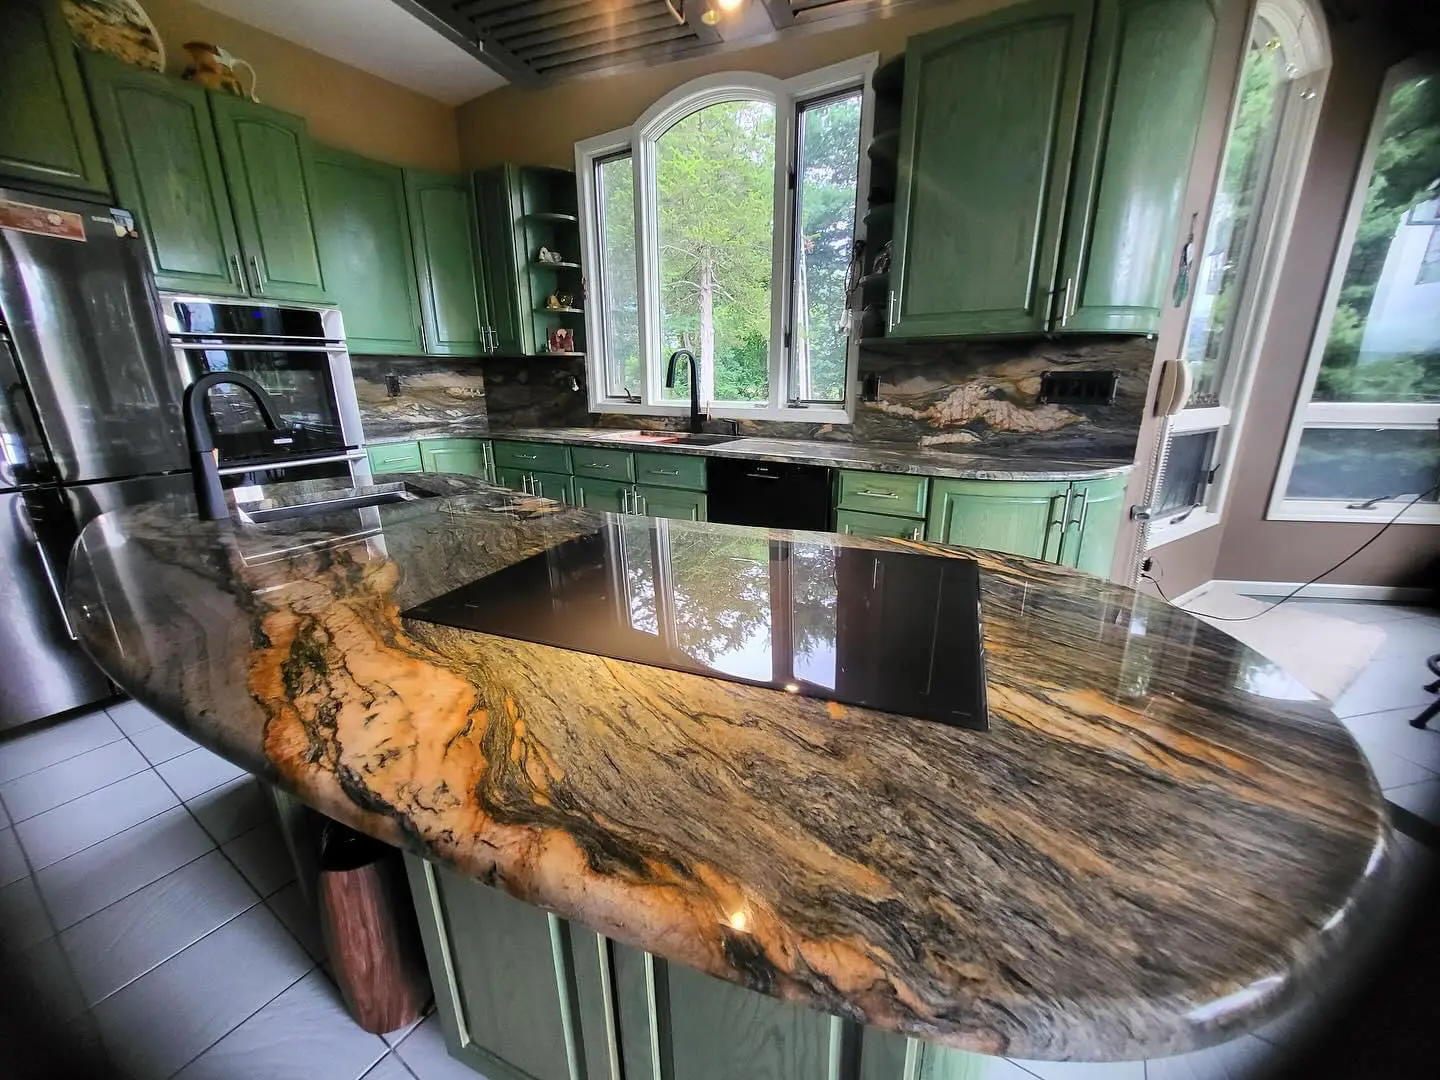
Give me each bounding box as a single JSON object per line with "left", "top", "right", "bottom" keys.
{"left": 578, "top": 59, "right": 874, "bottom": 421}
{"left": 1148, "top": 0, "right": 1329, "bottom": 545}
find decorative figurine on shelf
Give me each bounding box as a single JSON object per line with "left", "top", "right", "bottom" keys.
{"left": 537, "top": 246, "right": 565, "bottom": 265}
{"left": 548, "top": 328, "right": 575, "bottom": 354}
{"left": 181, "top": 41, "right": 259, "bottom": 100}
{"left": 872, "top": 241, "right": 893, "bottom": 274}
{"left": 544, "top": 293, "right": 574, "bottom": 310}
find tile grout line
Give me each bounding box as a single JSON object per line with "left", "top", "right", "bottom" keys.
{"left": 158, "top": 962, "right": 318, "bottom": 1080}
{"left": 15, "top": 799, "right": 180, "bottom": 875}
{"left": 0, "top": 729, "right": 130, "bottom": 786}
{"left": 0, "top": 755, "right": 153, "bottom": 826}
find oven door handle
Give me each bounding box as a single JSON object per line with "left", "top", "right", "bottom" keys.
{"left": 170, "top": 342, "right": 337, "bottom": 353}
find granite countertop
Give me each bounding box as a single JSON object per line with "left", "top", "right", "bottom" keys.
{"left": 366, "top": 425, "right": 1131, "bottom": 482}
{"left": 65, "top": 477, "right": 1391, "bottom": 1062}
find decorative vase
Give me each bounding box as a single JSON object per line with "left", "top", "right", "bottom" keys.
{"left": 61, "top": 0, "right": 165, "bottom": 72}
{"left": 181, "top": 41, "right": 258, "bottom": 101}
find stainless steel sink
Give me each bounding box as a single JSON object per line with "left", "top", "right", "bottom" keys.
{"left": 236, "top": 482, "right": 439, "bottom": 524}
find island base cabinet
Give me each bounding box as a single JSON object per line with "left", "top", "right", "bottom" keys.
{"left": 407, "top": 854, "right": 1032, "bottom": 1080}
{"left": 925, "top": 480, "right": 1071, "bottom": 561}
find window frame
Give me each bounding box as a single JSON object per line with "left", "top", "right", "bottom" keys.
{"left": 576, "top": 56, "right": 876, "bottom": 424}
{"left": 1148, "top": 0, "right": 1329, "bottom": 548}
{"left": 1269, "top": 57, "right": 1440, "bottom": 525}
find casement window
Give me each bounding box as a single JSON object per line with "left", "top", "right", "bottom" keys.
{"left": 1148, "top": 1, "right": 1328, "bottom": 547}
{"left": 576, "top": 58, "right": 875, "bottom": 423}
{"left": 1271, "top": 60, "right": 1440, "bottom": 523}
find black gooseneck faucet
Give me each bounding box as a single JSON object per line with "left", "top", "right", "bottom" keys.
{"left": 664, "top": 349, "right": 703, "bottom": 433}
{"left": 183, "top": 372, "right": 282, "bottom": 520}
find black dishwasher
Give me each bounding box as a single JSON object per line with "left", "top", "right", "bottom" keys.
{"left": 706, "top": 458, "right": 833, "bottom": 530}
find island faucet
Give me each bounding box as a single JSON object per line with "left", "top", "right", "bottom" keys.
{"left": 183, "top": 372, "right": 282, "bottom": 521}
{"left": 664, "top": 349, "right": 703, "bottom": 433}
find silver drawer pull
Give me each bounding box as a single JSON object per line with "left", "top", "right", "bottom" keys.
{"left": 581, "top": 462, "right": 610, "bottom": 469}
{"left": 516, "top": 453, "right": 538, "bottom": 460}
{"left": 649, "top": 468, "right": 681, "bottom": 476}
{"left": 854, "top": 489, "right": 900, "bottom": 499}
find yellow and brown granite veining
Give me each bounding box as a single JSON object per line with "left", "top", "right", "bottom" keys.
{"left": 64, "top": 480, "right": 1394, "bottom": 1061}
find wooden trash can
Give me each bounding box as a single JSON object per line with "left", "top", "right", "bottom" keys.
{"left": 317, "top": 823, "right": 432, "bottom": 1034}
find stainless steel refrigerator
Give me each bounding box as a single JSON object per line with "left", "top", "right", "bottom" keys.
{"left": 1, "top": 187, "right": 194, "bottom": 730}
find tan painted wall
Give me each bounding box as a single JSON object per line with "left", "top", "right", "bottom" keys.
{"left": 142, "top": 0, "right": 460, "bottom": 171}
{"left": 456, "top": 0, "right": 1003, "bottom": 169}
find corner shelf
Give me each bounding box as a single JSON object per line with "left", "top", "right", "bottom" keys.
{"left": 538, "top": 351, "right": 585, "bottom": 357}
{"left": 533, "top": 260, "right": 581, "bottom": 269}
{"left": 859, "top": 271, "right": 890, "bottom": 289}
{"left": 537, "top": 306, "right": 585, "bottom": 315}
{"left": 525, "top": 211, "right": 579, "bottom": 223}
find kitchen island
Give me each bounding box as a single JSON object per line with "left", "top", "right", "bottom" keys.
{"left": 64, "top": 476, "right": 1393, "bottom": 1076}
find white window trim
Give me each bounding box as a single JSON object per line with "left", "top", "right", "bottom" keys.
{"left": 1147, "top": 0, "right": 1330, "bottom": 548}
{"left": 576, "top": 56, "right": 877, "bottom": 425}
{"left": 1268, "top": 57, "right": 1440, "bottom": 526}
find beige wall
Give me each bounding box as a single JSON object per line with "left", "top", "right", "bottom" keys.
{"left": 143, "top": 0, "right": 460, "bottom": 171}
{"left": 1145, "top": 11, "right": 1436, "bottom": 591}
{"left": 456, "top": 0, "right": 1002, "bottom": 169}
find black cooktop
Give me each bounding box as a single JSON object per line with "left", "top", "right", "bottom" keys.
{"left": 403, "top": 519, "right": 988, "bottom": 730}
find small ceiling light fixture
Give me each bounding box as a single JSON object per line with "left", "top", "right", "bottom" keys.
{"left": 668, "top": 0, "right": 747, "bottom": 27}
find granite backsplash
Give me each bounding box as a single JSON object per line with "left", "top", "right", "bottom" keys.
{"left": 353, "top": 336, "right": 1153, "bottom": 462}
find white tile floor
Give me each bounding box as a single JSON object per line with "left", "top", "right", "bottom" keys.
{"left": 0, "top": 599, "right": 1434, "bottom": 1079}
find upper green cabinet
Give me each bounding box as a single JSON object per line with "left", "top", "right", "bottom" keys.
{"left": 473, "top": 165, "right": 531, "bottom": 355}
{"left": 210, "top": 95, "right": 330, "bottom": 304}
{"left": 887, "top": 0, "right": 1216, "bottom": 339}
{"left": 0, "top": 0, "right": 108, "bottom": 195}
{"left": 314, "top": 148, "right": 424, "bottom": 354}
{"left": 83, "top": 54, "right": 330, "bottom": 302}
{"left": 890, "top": 0, "right": 1092, "bottom": 338}
{"left": 83, "top": 54, "right": 247, "bottom": 296}
{"left": 405, "top": 170, "right": 486, "bottom": 356}
{"left": 1058, "top": 0, "right": 1217, "bottom": 332}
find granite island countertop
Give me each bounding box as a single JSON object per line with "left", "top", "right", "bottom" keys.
{"left": 64, "top": 476, "right": 1392, "bottom": 1062}
{"left": 366, "top": 425, "right": 1132, "bottom": 482}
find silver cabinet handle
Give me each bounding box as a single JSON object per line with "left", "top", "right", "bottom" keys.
{"left": 887, "top": 290, "right": 898, "bottom": 329}
{"left": 20, "top": 504, "right": 78, "bottom": 642}
{"left": 1070, "top": 490, "right": 1090, "bottom": 533}
{"left": 520, "top": 474, "right": 532, "bottom": 494}
{"left": 533, "top": 476, "right": 544, "bottom": 497}
{"left": 853, "top": 489, "right": 900, "bottom": 499}
{"left": 249, "top": 255, "right": 267, "bottom": 290}
{"left": 1046, "top": 491, "right": 1072, "bottom": 561}
{"left": 622, "top": 488, "right": 633, "bottom": 514}
{"left": 516, "top": 453, "right": 538, "bottom": 461}
{"left": 743, "top": 472, "right": 778, "bottom": 481}
{"left": 647, "top": 468, "right": 680, "bottom": 476}
{"left": 908, "top": 526, "right": 922, "bottom": 541}
{"left": 489, "top": 328, "right": 500, "bottom": 352}
{"left": 231, "top": 254, "right": 246, "bottom": 290}
{"left": 581, "top": 462, "right": 610, "bottom": 469}
{"left": 1059, "top": 277, "right": 1077, "bottom": 326}
{"left": 635, "top": 492, "right": 646, "bottom": 516}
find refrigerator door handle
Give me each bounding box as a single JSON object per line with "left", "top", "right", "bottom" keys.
{"left": 13, "top": 498, "right": 78, "bottom": 642}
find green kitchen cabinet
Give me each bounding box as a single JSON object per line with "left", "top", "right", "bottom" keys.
{"left": 314, "top": 148, "right": 424, "bottom": 354}
{"left": 633, "top": 452, "right": 706, "bottom": 492}
{"left": 1057, "top": 473, "right": 1127, "bottom": 576}
{"left": 368, "top": 441, "right": 422, "bottom": 474}
{"left": 209, "top": 94, "right": 330, "bottom": 304}
{"left": 83, "top": 53, "right": 248, "bottom": 297}
{"left": 835, "top": 470, "right": 930, "bottom": 520}
{"left": 472, "top": 164, "right": 532, "bottom": 355}
{"left": 419, "top": 438, "right": 490, "bottom": 478}
{"left": 634, "top": 485, "right": 707, "bottom": 522}
{"left": 495, "top": 466, "right": 571, "bottom": 503}
{"left": 889, "top": 0, "right": 1092, "bottom": 337}
{"left": 925, "top": 479, "right": 1072, "bottom": 561}
{"left": 835, "top": 509, "right": 924, "bottom": 541}
{"left": 0, "top": 0, "right": 109, "bottom": 195}
{"left": 1057, "top": 0, "right": 1217, "bottom": 332}
{"left": 406, "top": 170, "right": 486, "bottom": 356}
{"left": 570, "top": 475, "right": 629, "bottom": 513}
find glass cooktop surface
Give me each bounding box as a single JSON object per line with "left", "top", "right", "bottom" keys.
{"left": 403, "top": 517, "right": 988, "bottom": 730}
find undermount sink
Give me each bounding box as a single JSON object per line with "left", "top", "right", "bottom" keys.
{"left": 236, "top": 482, "right": 440, "bottom": 523}
{"left": 590, "top": 430, "right": 742, "bottom": 447}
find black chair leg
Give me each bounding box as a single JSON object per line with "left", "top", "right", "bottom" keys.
{"left": 1412, "top": 699, "right": 1440, "bottom": 730}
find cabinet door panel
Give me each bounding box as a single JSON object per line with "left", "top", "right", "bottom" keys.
{"left": 473, "top": 165, "right": 531, "bottom": 355}
{"left": 890, "top": 0, "right": 1091, "bottom": 338}
{"left": 406, "top": 170, "right": 484, "bottom": 356}
{"left": 528, "top": 470, "right": 572, "bottom": 504}
{"left": 925, "top": 479, "right": 1071, "bottom": 560}
{"left": 314, "top": 148, "right": 423, "bottom": 354}
{"left": 420, "top": 444, "right": 487, "bottom": 477}
{"left": 83, "top": 54, "right": 246, "bottom": 296}
{"left": 571, "top": 476, "right": 629, "bottom": 513}
{"left": 368, "top": 442, "right": 422, "bottom": 473}
{"left": 835, "top": 509, "right": 924, "bottom": 540}
{"left": 1059, "top": 0, "right": 1217, "bottom": 333}
{"left": 1058, "top": 474, "right": 1127, "bottom": 577}
{"left": 210, "top": 95, "right": 329, "bottom": 303}
{"left": 0, "top": 0, "right": 108, "bottom": 194}
{"left": 635, "top": 486, "right": 706, "bottom": 522}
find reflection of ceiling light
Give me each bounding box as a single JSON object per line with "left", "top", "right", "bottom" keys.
{"left": 701, "top": 7, "right": 720, "bottom": 24}
{"left": 695, "top": 0, "right": 746, "bottom": 25}
{"left": 715, "top": 0, "right": 746, "bottom": 12}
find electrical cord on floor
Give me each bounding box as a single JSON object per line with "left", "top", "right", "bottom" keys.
{"left": 1141, "top": 481, "right": 1440, "bottom": 622}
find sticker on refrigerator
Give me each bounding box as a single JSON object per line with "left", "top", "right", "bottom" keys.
{"left": 110, "top": 209, "right": 138, "bottom": 238}
{"left": 0, "top": 200, "right": 87, "bottom": 241}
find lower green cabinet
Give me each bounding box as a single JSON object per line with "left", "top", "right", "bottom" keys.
{"left": 570, "top": 475, "right": 628, "bottom": 512}
{"left": 1056, "top": 474, "right": 1127, "bottom": 576}
{"left": 836, "top": 509, "right": 924, "bottom": 541}
{"left": 925, "top": 479, "right": 1071, "bottom": 561}
{"left": 635, "top": 485, "right": 706, "bottom": 522}
{"left": 368, "top": 441, "right": 422, "bottom": 474}
{"left": 420, "top": 439, "right": 490, "bottom": 478}
{"left": 495, "top": 466, "right": 571, "bottom": 503}
{"left": 1, "top": 0, "right": 109, "bottom": 195}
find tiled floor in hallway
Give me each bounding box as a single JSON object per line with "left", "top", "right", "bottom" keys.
{"left": 0, "top": 599, "right": 1436, "bottom": 1079}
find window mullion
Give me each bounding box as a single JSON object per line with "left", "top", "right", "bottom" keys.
{"left": 770, "top": 92, "right": 797, "bottom": 412}
{"left": 635, "top": 134, "right": 661, "bottom": 408}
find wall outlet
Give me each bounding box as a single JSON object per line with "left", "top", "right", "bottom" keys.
{"left": 384, "top": 373, "right": 401, "bottom": 398}
{"left": 1038, "top": 370, "right": 1118, "bottom": 405}
{"left": 861, "top": 372, "right": 880, "bottom": 402}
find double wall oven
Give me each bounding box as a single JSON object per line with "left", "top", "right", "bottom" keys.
{"left": 162, "top": 298, "right": 371, "bottom": 490}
